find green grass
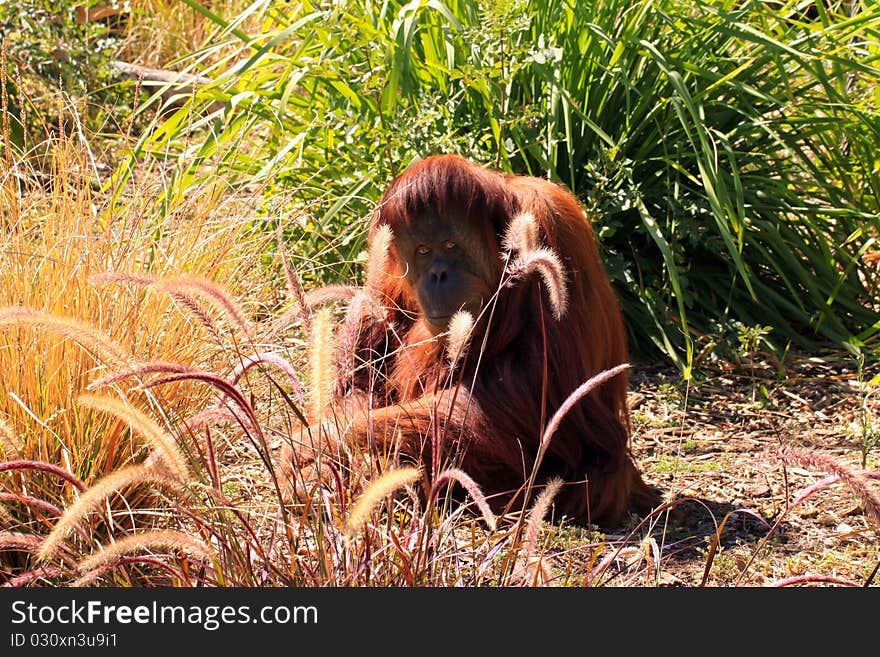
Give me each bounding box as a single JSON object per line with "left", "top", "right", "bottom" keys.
{"left": 654, "top": 455, "right": 725, "bottom": 475}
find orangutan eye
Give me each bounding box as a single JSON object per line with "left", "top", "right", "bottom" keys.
{"left": 416, "top": 245, "right": 431, "bottom": 256}
{"left": 443, "top": 240, "right": 455, "bottom": 250}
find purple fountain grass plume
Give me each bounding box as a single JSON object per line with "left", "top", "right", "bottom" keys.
{"left": 776, "top": 447, "right": 880, "bottom": 530}
{"left": 444, "top": 310, "right": 474, "bottom": 368}
{"left": 72, "top": 530, "right": 213, "bottom": 586}
{"left": 184, "top": 407, "right": 241, "bottom": 431}
{"left": 504, "top": 246, "right": 569, "bottom": 320}
{"left": 90, "top": 272, "right": 157, "bottom": 287}
{"left": 159, "top": 276, "right": 252, "bottom": 338}
{"left": 0, "top": 307, "right": 132, "bottom": 366}
{"left": 304, "top": 284, "right": 360, "bottom": 307}
{"left": 522, "top": 478, "right": 563, "bottom": 558}
{"left": 790, "top": 469, "right": 880, "bottom": 511}
{"left": 0, "top": 415, "right": 20, "bottom": 459}
{"left": 165, "top": 289, "right": 225, "bottom": 342}
{"left": 771, "top": 574, "right": 860, "bottom": 587}
{"left": 539, "top": 363, "right": 630, "bottom": 459}
{"left": 430, "top": 467, "right": 496, "bottom": 531}
{"left": 0, "top": 460, "right": 87, "bottom": 492}
{"left": 511, "top": 478, "right": 563, "bottom": 587}
{"left": 3, "top": 566, "right": 67, "bottom": 587}
{"left": 520, "top": 479, "right": 563, "bottom": 583}
{"left": 0, "top": 492, "right": 63, "bottom": 517}
{"left": 276, "top": 223, "right": 312, "bottom": 331}
{"left": 502, "top": 211, "right": 539, "bottom": 253}
{"left": 344, "top": 467, "right": 421, "bottom": 538}
{"left": 88, "top": 361, "right": 197, "bottom": 390}
{"left": 735, "top": 454, "right": 879, "bottom": 585}
{"left": 336, "top": 228, "right": 395, "bottom": 392}
{"left": 333, "top": 288, "right": 388, "bottom": 396}
{"left": 136, "top": 371, "right": 262, "bottom": 438}
{"left": 0, "top": 531, "right": 44, "bottom": 551}
{"left": 365, "top": 224, "right": 393, "bottom": 300}
{"left": 309, "top": 307, "right": 337, "bottom": 422}
{"left": 92, "top": 271, "right": 253, "bottom": 339}
{"left": 37, "top": 464, "right": 188, "bottom": 562}
{"left": 230, "top": 352, "right": 306, "bottom": 405}
{"left": 335, "top": 291, "right": 367, "bottom": 396}
{"left": 77, "top": 393, "right": 191, "bottom": 482}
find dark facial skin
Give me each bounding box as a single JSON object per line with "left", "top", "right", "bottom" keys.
{"left": 393, "top": 213, "right": 497, "bottom": 334}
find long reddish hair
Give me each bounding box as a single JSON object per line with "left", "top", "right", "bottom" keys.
{"left": 358, "top": 154, "right": 640, "bottom": 522}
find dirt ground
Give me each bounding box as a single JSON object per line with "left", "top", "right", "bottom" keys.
{"left": 235, "top": 347, "right": 878, "bottom": 587}
{"left": 620, "top": 353, "right": 880, "bottom": 586}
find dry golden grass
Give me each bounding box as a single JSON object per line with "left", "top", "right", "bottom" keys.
{"left": 118, "top": 1, "right": 256, "bottom": 69}
{"left": 0, "top": 134, "right": 271, "bottom": 483}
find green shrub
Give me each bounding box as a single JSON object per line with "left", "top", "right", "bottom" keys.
{"left": 0, "top": 1, "right": 124, "bottom": 137}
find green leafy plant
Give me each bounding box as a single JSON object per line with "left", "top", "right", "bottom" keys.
{"left": 854, "top": 352, "right": 880, "bottom": 467}
{"left": 736, "top": 323, "right": 773, "bottom": 403}
{"left": 0, "top": 0, "right": 167, "bottom": 171}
